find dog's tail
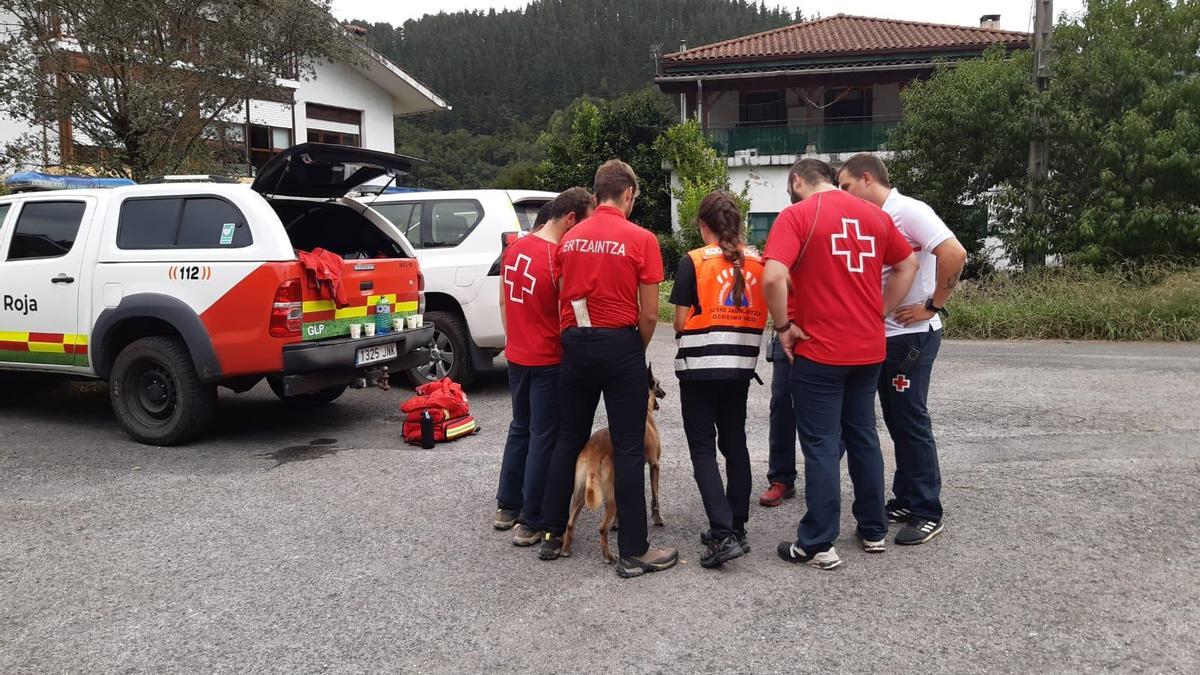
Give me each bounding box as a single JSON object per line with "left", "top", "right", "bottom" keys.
{"left": 584, "top": 461, "right": 602, "bottom": 511}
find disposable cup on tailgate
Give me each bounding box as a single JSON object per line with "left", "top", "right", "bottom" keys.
{"left": 349, "top": 323, "right": 362, "bottom": 339}
{"left": 407, "top": 314, "right": 423, "bottom": 329}
{"left": 364, "top": 323, "right": 376, "bottom": 337}
{"left": 394, "top": 318, "right": 406, "bottom": 332}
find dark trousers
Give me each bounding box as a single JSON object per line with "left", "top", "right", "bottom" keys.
{"left": 679, "top": 379, "right": 751, "bottom": 538}
{"left": 496, "top": 362, "right": 560, "bottom": 530}
{"left": 791, "top": 356, "right": 887, "bottom": 551}
{"left": 766, "top": 335, "right": 798, "bottom": 487}
{"left": 878, "top": 328, "right": 944, "bottom": 523}
{"left": 540, "top": 327, "right": 650, "bottom": 558}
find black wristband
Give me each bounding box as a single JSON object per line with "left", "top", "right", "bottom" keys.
{"left": 925, "top": 298, "right": 948, "bottom": 316}
{"left": 773, "top": 320, "right": 793, "bottom": 333}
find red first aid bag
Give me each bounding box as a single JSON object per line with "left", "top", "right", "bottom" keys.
{"left": 401, "top": 378, "right": 479, "bottom": 445}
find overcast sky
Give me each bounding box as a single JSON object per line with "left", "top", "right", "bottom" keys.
{"left": 331, "top": 0, "right": 1087, "bottom": 32}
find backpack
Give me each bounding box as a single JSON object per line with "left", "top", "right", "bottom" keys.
{"left": 400, "top": 378, "right": 479, "bottom": 445}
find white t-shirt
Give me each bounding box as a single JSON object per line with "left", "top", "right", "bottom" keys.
{"left": 881, "top": 189, "right": 955, "bottom": 337}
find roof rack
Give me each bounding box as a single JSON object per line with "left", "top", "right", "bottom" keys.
{"left": 141, "top": 175, "right": 242, "bottom": 184}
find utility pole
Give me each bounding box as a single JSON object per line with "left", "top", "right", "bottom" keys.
{"left": 1024, "top": 0, "right": 1053, "bottom": 268}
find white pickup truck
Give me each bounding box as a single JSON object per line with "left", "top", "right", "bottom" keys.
{"left": 0, "top": 143, "right": 433, "bottom": 445}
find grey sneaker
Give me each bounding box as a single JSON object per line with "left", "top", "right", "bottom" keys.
{"left": 512, "top": 524, "right": 542, "bottom": 547}
{"left": 616, "top": 547, "right": 679, "bottom": 578}
{"left": 856, "top": 531, "right": 886, "bottom": 553}
{"left": 776, "top": 541, "right": 842, "bottom": 570}
{"left": 896, "top": 518, "right": 943, "bottom": 545}
{"left": 493, "top": 507, "right": 519, "bottom": 531}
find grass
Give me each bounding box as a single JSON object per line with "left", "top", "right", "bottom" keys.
{"left": 658, "top": 265, "right": 1200, "bottom": 342}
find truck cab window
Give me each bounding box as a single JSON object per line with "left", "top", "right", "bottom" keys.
{"left": 7, "top": 201, "right": 86, "bottom": 261}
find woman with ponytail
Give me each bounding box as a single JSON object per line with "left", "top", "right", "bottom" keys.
{"left": 668, "top": 191, "right": 768, "bottom": 569}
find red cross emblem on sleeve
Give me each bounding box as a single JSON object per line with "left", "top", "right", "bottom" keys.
{"left": 892, "top": 374, "right": 911, "bottom": 392}
{"left": 504, "top": 253, "right": 537, "bottom": 303}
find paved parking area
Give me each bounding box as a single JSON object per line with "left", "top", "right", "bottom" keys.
{"left": 2, "top": 335, "right": 1198, "bottom": 672}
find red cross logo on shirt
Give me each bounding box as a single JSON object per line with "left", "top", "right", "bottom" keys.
{"left": 892, "top": 374, "right": 911, "bottom": 392}
{"left": 831, "top": 218, "right": 876, "bottom": 273}
{"left": 504, "top": 253, "right": 537, "bottom": 303}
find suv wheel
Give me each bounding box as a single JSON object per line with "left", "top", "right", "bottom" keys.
{"left": 109, "top": 336, "right": 217, "bottom": 446}
{"left": 267, "top": 378, "right": 347, "bottom": 407}
{"left": 407, "top": 310, "right": 476, "bottom": 387}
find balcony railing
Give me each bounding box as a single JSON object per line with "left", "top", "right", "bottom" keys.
{"left": 706, "top": 118, "right": 900, "bottom": 157}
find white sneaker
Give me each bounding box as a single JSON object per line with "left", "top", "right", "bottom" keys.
{"left": 777, "top": 541, "right": 843, "bottom": 570}
{"left": 857, "top": 532, "right": 886, "bottom": 553}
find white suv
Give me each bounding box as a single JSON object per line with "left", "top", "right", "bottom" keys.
{"left": 362, "top": 189, "right": 555, "bottom": 386}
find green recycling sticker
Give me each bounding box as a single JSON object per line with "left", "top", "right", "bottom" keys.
{"left": 219, "top": 223, "right": 236, "bottom": 246}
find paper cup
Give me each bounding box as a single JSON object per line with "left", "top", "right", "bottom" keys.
{"left": 349, "top": 323, "right": 362, "bottom": 339}
{"left": 393, "top": 317, "right": 406, "bottom": 332}
{"left": 364, "top": 323, "right": 376, "bottom": 337}
{"left": 407, "top": 314, "right": 423, "bottom": 329}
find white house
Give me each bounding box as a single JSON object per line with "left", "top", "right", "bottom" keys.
{"left": 656, "top": 14, "right": 1028, "bottom": 244}
{"left": 0, "top": 17, "right": 449, "bottom": 175}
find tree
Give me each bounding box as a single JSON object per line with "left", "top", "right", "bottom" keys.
{"left": 0, "top": 0, "right": 358, "bottom": 179}
{"left": 887, "top": 46, "right": 1034, "bottom": 269}
{"left": 539, "top": 89, "right": 675, "bottom": 234}
{"left": 654, "top": 119, "right": 750, "bottom": 250}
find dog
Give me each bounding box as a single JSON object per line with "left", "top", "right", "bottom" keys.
{"left": 561, "top": 365, "right": 666, "bottom": 562}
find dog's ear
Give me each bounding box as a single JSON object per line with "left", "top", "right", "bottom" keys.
{"left": 647, "top": 363, "right": 654, "bottom": 383}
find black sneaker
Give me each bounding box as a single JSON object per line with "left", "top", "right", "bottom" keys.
{"left": 700, "top": 535, "right": 745, "bottom": 569}
{"left": 775, "top": 541, "right": 842, "bottom": 570}
{"left": 736, "top": 528, "right": 751, "bottom": 554}
{"left": 494, "top": 507, "right": 519, "bottom": 531}
{"left": 885, "top": 499, "right": 911, "bottom": 524}
{"left": 896, "top": 518, "right": 944, "bottom": 545}
{"left": 616, "top": 547, "right": 679, "bottom": 578}
{"left": 538, "top": 532, "right": 569, "bottom": 560}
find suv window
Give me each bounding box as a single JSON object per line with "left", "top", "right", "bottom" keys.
{"left": 7, "top": 201, "right": 87, "bottom": 261}
{"left": 374, "top": 202, "right": 422, "bottom": 249}
{"left": 514, "top": 201, "right": 550, "bottom": 232}
{"left": 428, "top": 200, "right": 482, "bottom": 248}
{"left": 117, "top": 197, "right": 251, "bottom": 249}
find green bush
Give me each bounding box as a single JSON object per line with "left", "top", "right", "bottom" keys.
{"left": 946, "top": 264, "right": 1200, "bottom": 341}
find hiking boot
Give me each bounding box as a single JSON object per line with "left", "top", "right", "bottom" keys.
{"left": 856, "top": 531, "right": 886, "bottom": 554}
{"left": 700, "top": 535, "right": 745, "bottom": 569}
{"left": 538, "top": 532, "right": 569, "bottom": 560}
{"left": 736, "top": 527, "right": 751, "bottom": 554}
{"left": 759, "top": 481, "right": 796, "bottom": 507}
{"left": 776, "top": 541, "right": 842, "bottom": 570}
{"left": 512, "top": 524, "right": 543, "bottom": 547}
{"left": 493, "top": 507, "right": 519, "bottom": 531}
{"left": 896, "top": 518, "right": 944, "bottom": 546}
{"left": 616, "top": 547, "right": 679, "bottom": 578}
{"left": 885, "top": 499, "right": 911, "bottom": 524}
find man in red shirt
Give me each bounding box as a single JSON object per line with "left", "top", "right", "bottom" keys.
{"left": 762, "top": 158, "right": 919, "bottom": 570}
{"left": 495, "top": 189, "right": 594, "bottom": 546}
{"left": 537, "top": 160, "right": 678, "bottom": 578}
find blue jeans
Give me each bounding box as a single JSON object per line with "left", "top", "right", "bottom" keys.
{"left": 878, "top": 329, "right": 944, "bottom": 523}
{"left": 496, "top": 362, "right": 560, "bottom": 530}
{"left": 766, "top": 335, "right": 798, "bottom": 487}
{"left": 790, "top": 356, "right": 887, "bottom": 551}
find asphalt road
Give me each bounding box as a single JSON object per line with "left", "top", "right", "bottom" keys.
{"left": 2, "top": 335, "right": 1198, "bottom": 673}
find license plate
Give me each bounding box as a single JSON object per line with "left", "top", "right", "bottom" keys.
{"left": 355, "top": 342, "right": 398, "bottom": 367}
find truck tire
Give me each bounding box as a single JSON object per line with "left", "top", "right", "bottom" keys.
{"left": 109, "top": 336, "right": 217, "bottom": 446}
{"left": 267, "top": 378, "right": 347, "bottom": 407}
{"left": 406, "top": 310, "right": 476, "bottom": 388}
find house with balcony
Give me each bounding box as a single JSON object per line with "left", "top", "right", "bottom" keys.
{"left": 655, "top": 13, "right": 1028, "bottom": 242}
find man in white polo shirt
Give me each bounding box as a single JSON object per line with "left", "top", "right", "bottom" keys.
{"left": 838, "top": 153, "right": 967, "bottom": 546}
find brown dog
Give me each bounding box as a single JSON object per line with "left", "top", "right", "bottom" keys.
{"left": 561, "top": 365, "right": 666, "bottom": 562}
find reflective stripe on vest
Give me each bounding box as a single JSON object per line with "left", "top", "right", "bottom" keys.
{"left": 675, "top": 246, "right": 768, "bottom": 380}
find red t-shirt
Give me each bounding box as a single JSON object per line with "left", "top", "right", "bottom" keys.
{"left": 557, "top": 205, "right": 664, "bottom": 329}
{"left": 763, "top": 189, "right": 912, "bottom": 366}
{"left": 501, "top": 233, "right": 561, "bottom": 366}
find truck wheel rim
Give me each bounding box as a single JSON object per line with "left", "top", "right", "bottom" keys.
{"left": 418, "top": 331, "right": 454, "bottom": 381}
{"left": 127, "top": 360, "right": 177, "bottom": 425}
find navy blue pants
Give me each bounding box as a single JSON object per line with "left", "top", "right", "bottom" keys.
{"left": 540, "top": 327, "right": 650, "bottom": 558}
{"left": 791, "top": 356, "right": 887, "bottom": 551}
{"left": 496, "top": 362, "right": 560, "bottom": 530}
{"left": 878, "top": 328, "right": 944, "bottom": 523}
{"left": 766, "top": 335, "right": 798, "bottom": 487}
{"left": 680, "top": 379, "right": 751, "bottom": 538}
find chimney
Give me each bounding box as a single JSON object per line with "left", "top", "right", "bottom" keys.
{"left": 679, "top": 39, "right": 688, "bottom": 52}
{"left": 979, "top": 14, "right": 1001, "bottom": 30}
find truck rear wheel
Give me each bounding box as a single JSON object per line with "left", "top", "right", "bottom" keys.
{"left": 109, "top": 336, "right": 217, "bottom": 446}
{"left": 267, "top": 378, "right": 347, "bottom": 407}
{"left": 406, "top": 310, "right": 476, "bottom": 388}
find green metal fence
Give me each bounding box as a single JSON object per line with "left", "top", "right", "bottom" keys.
{"left": 707, "top": 119, "right": 900, "bottom": 156}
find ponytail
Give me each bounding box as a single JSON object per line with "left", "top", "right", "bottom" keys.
{"left": 697, "top": 191, "right": 747, "bottom": 307}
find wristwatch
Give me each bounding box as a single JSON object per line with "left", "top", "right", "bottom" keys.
{"left": 925, "top": 298, "right": 948, "bottom": 316}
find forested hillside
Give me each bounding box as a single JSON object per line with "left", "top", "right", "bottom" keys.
{"left": 356, "top": 0, "right": 798, "bottom": 134}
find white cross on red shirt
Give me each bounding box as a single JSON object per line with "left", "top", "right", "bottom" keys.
{"left": 504, "top": 253, "right": 537, "bottom": 303}
{"left": 831, "top": 218, "right": 877, "bottom": 273}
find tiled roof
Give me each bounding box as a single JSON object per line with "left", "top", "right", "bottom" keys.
{"left": 663, "top": 14, "right": 1029, "bottom": 65}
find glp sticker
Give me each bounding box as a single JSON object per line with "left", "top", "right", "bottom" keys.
{"left": 219, "top": 223, "right": 236, "bottom": 246}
